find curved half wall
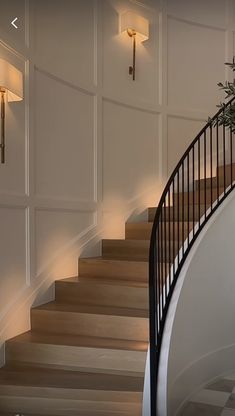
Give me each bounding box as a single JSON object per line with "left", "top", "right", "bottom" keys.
{"left": 157, "top": 190, "right": 235, "bottom": 415}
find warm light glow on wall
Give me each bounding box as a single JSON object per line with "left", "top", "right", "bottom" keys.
{"left": 0, "top": 59, "right": 23, "bottom": 102}
{"left": 120, "top": 11, "right": 149, "bottom": 42}
{"left": 0, "top": 58, "right": 23, "bottom": 163}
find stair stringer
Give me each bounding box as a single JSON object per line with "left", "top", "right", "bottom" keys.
{"left": 153, "top": 189, "right": 235, "bottom": 416}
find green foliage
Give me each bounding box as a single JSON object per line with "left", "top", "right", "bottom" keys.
{"left": 212, "top": 58, "right": 235, "bottom": 132}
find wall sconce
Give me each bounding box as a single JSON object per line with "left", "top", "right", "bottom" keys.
{"left": 120, "top": 11, "right": 149, "bottom": 81}
{"left": 0, "top": 58, "right": 23, "bottom": 164}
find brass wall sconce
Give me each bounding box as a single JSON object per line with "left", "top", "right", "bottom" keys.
{"left": 0, "top": 58, "right": 23, "bottom": 163}
{"left": 120, "top": 11, "right": 149, "bottom": 81}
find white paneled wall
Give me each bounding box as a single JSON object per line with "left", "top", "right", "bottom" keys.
{"left": 0, "top": 0, "right": 234, "bottom": 366}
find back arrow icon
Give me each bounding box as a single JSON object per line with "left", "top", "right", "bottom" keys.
{"left": 11, "top": 17, "right": 18, "bottom": 29}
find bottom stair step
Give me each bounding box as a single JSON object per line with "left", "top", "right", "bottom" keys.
{"left": 0, "top": 365, "right": 143, "bottom": 416}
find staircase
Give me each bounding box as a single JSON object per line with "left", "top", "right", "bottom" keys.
{"left": 0, "top": 163, "right": 234, "bottom": 415}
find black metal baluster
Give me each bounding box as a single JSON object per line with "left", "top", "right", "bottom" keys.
{"left": 210, "top": 123, "right": 213, "bottom": 211}
{"left": 164, "top": 196, "right": 169, "bottom": 300}
{"left": 187, "top": 154, "right": 190, "bottom": 246}
{"left": 172, "top": 177, "right": 175, "bottom": 278}
{"left": 168, "top": 190, "right": 171, "bottom": 286}
{"left": 182, "top": 162, "right": 185, "bottom": 255}
{"left": 216, "top": 121, "right": 219, "bottom": 201}
{"left": 164, "top": 200, "right": 167, "bottom": 302}
{"left": 177, "top": 171, "right": 180, "bottom": 267}
{"left": 230, "top": 103, "right": 233, "bottom": 188}
{"left": 223, "top": 110, "right": 226, "bottom": 194}
{"left": 198, "top": 138, "right": 201, "bottom": 226}
{"left": 204, "top": 131, "right": 207, "bottom": 220}
{"left": 192, "top": 145, "right": 195, "bottom": 236}
{"left": 157, "top": 222, "right": 161, "bottom": 324}
{"left": 160, "top": 210, "right": 164, "bottom": 316}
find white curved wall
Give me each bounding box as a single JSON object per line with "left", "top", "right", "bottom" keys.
{"left": 160, "top": 191, "right": 235, "bottom": 415}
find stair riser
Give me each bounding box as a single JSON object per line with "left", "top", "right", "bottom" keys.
{"left": 79, "top": 259, "right": 148, "bottom": 282}
{"left": 148, "top": 204, "right": 210, "bottom": 222}
{"left": 0, "top": 395, "right": 142, "bottom": 416}
{"left": 102, "top": 240, "right": 179, "bottom": 262}
{"left": 31, "top": 310, "right": 148, "bottom": 342}
{"left": 125, "top": 222, "right": 193, "bottom": 241}
{"left": 55, "top": 281, "right": 148, "bottom": 310}
{"left": 195, "top": 177, "right": 226, "bottom": 190}
{"left": 6, "top": 343, "right": 146, "bottom": 375}
{"left": 217, "top": 163, "right": 235, "bottom": 181}
{"left": 102, "top": 242, "right": 149, "bottom": 261}
{"left": 196, "top": 174, "right": 235, "bottom": 190}
{"left": 173, "top": 187, "right": 224, "bottom": 206}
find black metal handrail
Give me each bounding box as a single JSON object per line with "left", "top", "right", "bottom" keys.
{"left": 149, "top": 96, "right": 235, "bottom": 415}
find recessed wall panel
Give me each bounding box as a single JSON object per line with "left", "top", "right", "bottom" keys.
{"left": 167, "top": 18, "right": 225, "bottom": 112}
{"left": 35, "top": 209, "right": 95, "bottom": 278}
{"left": 167, "top": 116, "right": 205, "bottom": 174}
{"left": 0, "top": 207, "right": 26, "bottom": 316}
{"left": 33, "top": 0, "right": 95, "bottom": 87}
{"left": 35, "top": 70, "right": 95, "bottom": 201}
{"left": 103, "top": 100, "right": 159, "bottom": 202}
{"left": 168, "top": 0, "right": 226, "bottom": 28}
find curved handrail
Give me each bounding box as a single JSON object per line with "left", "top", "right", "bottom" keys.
{"left": 149, "top": 96, "right": 235, "bottom": 415}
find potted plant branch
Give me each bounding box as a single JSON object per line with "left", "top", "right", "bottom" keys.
{"left": 213, "top": 58, "right": 235, "bottom": 132}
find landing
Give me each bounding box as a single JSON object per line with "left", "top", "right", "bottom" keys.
{"left": 180, "top": 373, "right": 235, "bottom": 415}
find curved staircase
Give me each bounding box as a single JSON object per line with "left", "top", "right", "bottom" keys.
{"left": 0, "top": 163, "right": 233, "bottom": 415}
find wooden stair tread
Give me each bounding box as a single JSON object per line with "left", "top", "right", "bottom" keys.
{"left": 59, "top": 276, "right": 148, "bottom": 288}
{"left": 79, "top": 256, "right": 148, "bottom": 264}
{"left": 79, "top": 256, "right": 149, "bottom": 269}
{"left": 0, "top": 364, "right": 143, "bottom": 393}
{"left": 7, "top": 331, "right": 148, "bottom": 352}
{"left": 32, "top": 301, "right": 148, "bottom": 318}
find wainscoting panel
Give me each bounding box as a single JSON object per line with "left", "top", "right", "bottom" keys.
{"left": 167, "top": 0, "right": 226, "bottom": 28}
{"left": 35, "top": 209, "right": 95, "bottom": 279}
{"left": 103, "top": 99, "right": 159, "bottom": 202}
{"left": 33, "top": 0, "right": 96, "bottom": 88}
{"left": 167, "top": 115, "right": 205, "bottom": 173}
{"left": 34, "top": 69, "right": 95, "bottom": 202}
{"left": 0, "top": 207, "right": 27, "bottom": 318}
{"left": 167, "top": 17, "right": 225, "bottom": 112}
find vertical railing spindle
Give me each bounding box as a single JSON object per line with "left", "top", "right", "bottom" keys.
{"left": 198, "top": 138, "right": 201, "bottom": 226}
{"left": 204, "top": 131, "right": 207, "bottom": 219}
{"left": 210, "top": 123, "right": 213, "bottom": 210}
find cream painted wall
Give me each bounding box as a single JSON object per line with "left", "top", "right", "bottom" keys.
{"left": 0, "top": 0, "right": 234, "bottom": 370}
